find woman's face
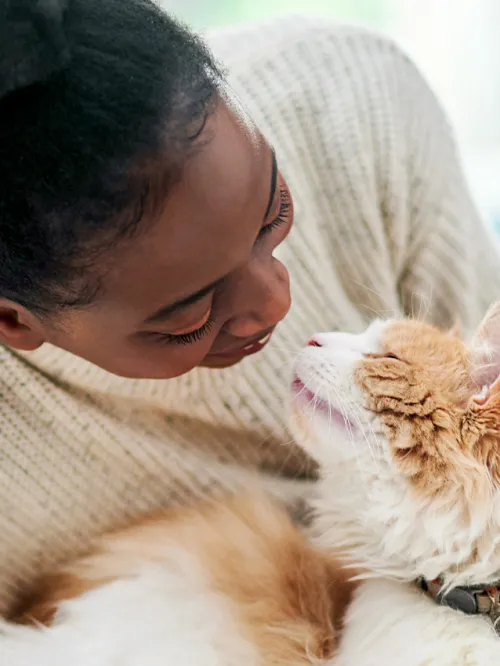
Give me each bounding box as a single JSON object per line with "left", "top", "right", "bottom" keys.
{"left": 29, "top": 99, "right": 294, "bottom": 379}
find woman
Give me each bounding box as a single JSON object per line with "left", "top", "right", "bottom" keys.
{"left": 0, "top": 0, "right": 498, "bottom": 612}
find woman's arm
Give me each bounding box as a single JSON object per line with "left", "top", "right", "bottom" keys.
{"left": 390, "top": 50, "right": 500, "bottom": 333}
{"left": 248, "top": 20, "right": 500, "bottom": 332}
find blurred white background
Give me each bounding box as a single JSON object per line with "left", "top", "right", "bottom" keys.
{"left": 159, "top": 0, "right": 500, "bottom": 232}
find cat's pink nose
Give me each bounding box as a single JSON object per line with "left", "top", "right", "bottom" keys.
{"left": 307, "top": 337, "right": 322, "bottom": 347}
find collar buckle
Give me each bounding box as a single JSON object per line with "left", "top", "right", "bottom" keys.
{"left": 418, "top": 578, "right": 500, "bottom": 636}
{"left": 485, "top": 588, "right": 500, "bottom": 636}
{"left": 438, "top": 586, "right": 479, "bottom": 615}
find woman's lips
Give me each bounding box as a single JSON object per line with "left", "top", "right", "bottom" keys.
{"left": 209, "top": 331, "right": 273, "bottom": 360}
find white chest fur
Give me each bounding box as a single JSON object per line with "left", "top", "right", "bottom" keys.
{"left": 332, "top": 579, "right": 499, "bottom": 666}
{"left": 0, "top": 562, "right": 258, "bottom": 666}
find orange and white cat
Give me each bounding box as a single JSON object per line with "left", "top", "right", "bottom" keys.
{"left": 1, "top": 493, "right": 353, "bottom": 665}
{"left": 291, "top": 303, "right": 500, "bottom": 665}
{"left": 4, "top": 303, "right": 500, "bottom": 665}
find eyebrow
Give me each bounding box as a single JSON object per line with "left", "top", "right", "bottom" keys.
{"left": 263, "top": 148, "right": 278, "bottom": 220}
{"left": 145, "top": 148, "right": 277, "bottom": 324}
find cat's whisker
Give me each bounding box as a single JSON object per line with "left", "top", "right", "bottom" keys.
{"left": 360, "top": 304, "right": 399, "bottom": 321}
{"left": 321, "top": 382, "right": 368, "bottom": 473}
{"left": 408, "top": 287, "right": 433, "bottom": 327}
{"left": 296, "top": 372, "right": 376, "bottom": 473}
{"left": 361, "top": 421, "right": 384, "bottom": 469}
{"left": 348, "top": 279, "right": 401, "bottom": 320}
{"left": 328, "top": 385, "right": 381, "bottom": 472}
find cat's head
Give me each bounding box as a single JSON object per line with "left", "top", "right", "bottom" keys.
{"left": 290, "top": 304, "right": 500, "bottom": 587}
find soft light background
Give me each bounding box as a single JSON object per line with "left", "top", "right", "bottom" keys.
{"left": 159, "top": 0, "right": 500, "bottom": 232}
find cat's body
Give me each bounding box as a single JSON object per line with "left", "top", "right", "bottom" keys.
{"left": 5, "top": 305, "right": 500, "bottom": 664}
{"left": 311, "top": 448, "right": 500, "bottom": 666}
{"left": 2, "top": 495, "right": 353, "bottom": 666}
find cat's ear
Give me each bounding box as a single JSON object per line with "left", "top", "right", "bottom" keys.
{"left": 468, "top": 302, "right": 500, "bottom": 393}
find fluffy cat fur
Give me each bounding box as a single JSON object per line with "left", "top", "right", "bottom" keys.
{"left": 290, "top": 302, "right": 500, "bottom": 665}
{"left": 5, "top": 303, "right": 500, "bottom": 665}
{"left": 1, "top": 494, "right": 354, "bottom": 665}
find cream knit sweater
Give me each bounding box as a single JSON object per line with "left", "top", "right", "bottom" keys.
{"left": 0, "top": 16, "right": 499, "bottom": 613}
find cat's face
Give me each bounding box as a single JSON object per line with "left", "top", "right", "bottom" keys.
{"left": 290, "top": 306, "right": 500, "bottom": 584}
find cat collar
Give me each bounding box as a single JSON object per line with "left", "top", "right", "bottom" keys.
{"left": 417, "top": 577, "right": 500, "bottom": 635}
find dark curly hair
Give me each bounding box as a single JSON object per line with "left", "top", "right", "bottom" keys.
{"left": 0, "top": 0, "right": 223, "bottom": 314}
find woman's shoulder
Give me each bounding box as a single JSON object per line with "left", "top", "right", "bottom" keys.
{"left": 206, "top": 15, "right": 429, "bottom": 153}
{"left": 206, "top": 15, "right": 412, "bottom": 81}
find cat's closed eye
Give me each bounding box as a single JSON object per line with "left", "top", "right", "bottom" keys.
{"left": 384, "top": 353, "right": 400, "bottom": 360}
{"left": 364, "top": 352, "right": 407, "bottom": 363}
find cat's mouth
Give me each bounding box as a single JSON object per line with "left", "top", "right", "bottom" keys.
{"left": 291, "top": 377, "right": 358, "bottom": 432}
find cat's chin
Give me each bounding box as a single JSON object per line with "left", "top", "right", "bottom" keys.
{"left": 290, "top": 376, "right": 360, "bottom": 434}
{"left": 291, "top": 377, "right": 331, "bottom": 413}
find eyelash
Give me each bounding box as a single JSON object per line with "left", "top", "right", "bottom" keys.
{"left": 154, "top": 315, "right": 216, "bottom": 346}
{"left": 258, "top": 187, "right": 291, "bottom": 239}
{"left": 155, "top": 188, "right": 291, "bottom": 346}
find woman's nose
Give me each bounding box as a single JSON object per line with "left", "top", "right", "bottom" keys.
{"left": 224, "top": 259, "right": 291, "bottom": 338}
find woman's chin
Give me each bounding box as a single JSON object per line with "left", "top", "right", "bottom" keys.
{"left": 199, "top": 355, "right": 244, "bottom": 369}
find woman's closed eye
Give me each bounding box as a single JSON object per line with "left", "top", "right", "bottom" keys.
{"left": 152, "top": 314, "right": 216, "bottom": 346}
{"left": 150, "top": 186, "right": 293, "bottom": 346}
{"left": 258, "top": 187, "right": 291, "bottom": 239}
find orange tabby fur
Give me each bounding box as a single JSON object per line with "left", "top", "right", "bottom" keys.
{"left": 14, "top": 494, "right": 355, "bottom": 665}
{"left": 356, "top": 320, "right": 500, "bottom": 502}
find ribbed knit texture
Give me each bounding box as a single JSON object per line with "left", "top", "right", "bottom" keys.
{"left": 0, "top": 16, "right": 499, "bottom": 613}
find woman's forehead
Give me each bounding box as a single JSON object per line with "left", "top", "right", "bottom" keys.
{"left": 175, "top": 100, "right": 266, "bottom": 213}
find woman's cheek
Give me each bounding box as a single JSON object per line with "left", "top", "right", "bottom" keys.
{"left": 152, "top": 337, "right": 214, "bottom": 379}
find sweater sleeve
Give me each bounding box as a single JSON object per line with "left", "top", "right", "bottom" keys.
{"left": 390, "top": 50, "right": 500, "bottom": 333}
{"left": 270, "top": 23, "right": 500, "bottom": 333}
